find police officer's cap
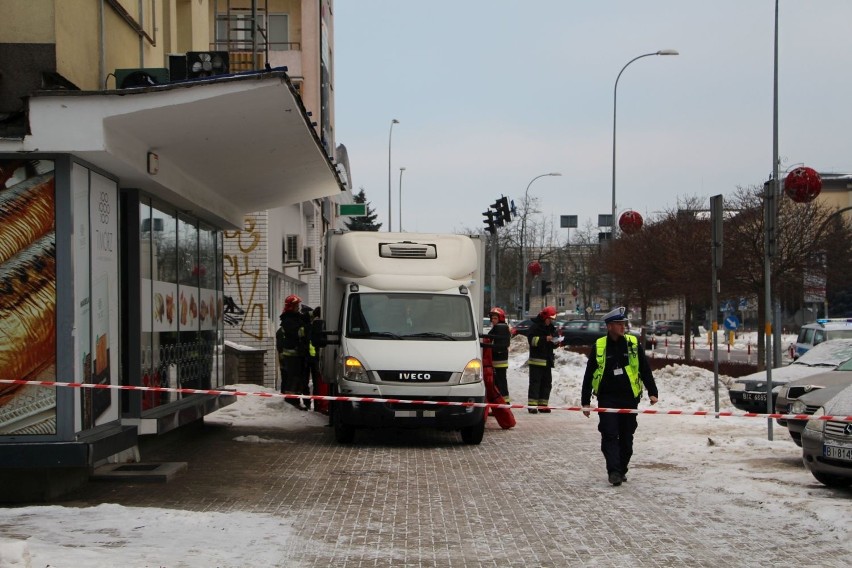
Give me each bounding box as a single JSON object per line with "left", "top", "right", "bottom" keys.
{"left": 602, "top": 306, "right": 628, "bottom": 324}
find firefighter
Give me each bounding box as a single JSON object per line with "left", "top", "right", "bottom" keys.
{"left": 487, "top": 307, "right": 512, "bottom": 402}
{"left": 276, "top": 294, "right": 309, "bottom": 410}
{"left": 527, "top": 306, "right": 559, "bottom": 413}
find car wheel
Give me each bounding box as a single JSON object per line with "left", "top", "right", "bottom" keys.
{"left": 811, "top": 471, "right": 852, "bottom": 488}
{"left": 333, "top": 405, "right": 356, "bottom": 444}
{"left": 666, "top": 330, "right": 673, "bottom": 336}
{"left": 460, "top": 417, "right": 485, "bottom": 445}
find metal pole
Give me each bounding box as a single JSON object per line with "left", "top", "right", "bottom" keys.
{"left": 398, "top": 167, "right": 406, "bottom": 232}
{"left": 764, "top": 0, "right": 780, "bottom": 441}
{"left": 519, "top": 173, "right": 562, "bottom": 320}
{"left": 387, "top": 119, "right": 399, "bottom": 232}
{"left": 611, "top": 50, "right": 678, "bottom": 241}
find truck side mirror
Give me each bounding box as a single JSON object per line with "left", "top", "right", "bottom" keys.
{"left": 311, "top": 319, "right": 328, "bottom": 348}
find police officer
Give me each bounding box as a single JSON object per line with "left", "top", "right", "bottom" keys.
{"left": 581, "top": 307, "right": 658, "bottom": 486}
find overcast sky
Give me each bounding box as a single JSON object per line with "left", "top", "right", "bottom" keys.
{"left": 334, "top": 1, "right": 852, "bottom": 236}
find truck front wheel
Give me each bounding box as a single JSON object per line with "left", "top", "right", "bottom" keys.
{"left": 334, "top": 417, "right": 356, "bottom": 444}
{"left": 460, "top": 418, "right": 485, "bottom": 445}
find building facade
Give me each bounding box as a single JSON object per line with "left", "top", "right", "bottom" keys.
{"left": 0, "top": 0, "right": 346, "bottom": 498}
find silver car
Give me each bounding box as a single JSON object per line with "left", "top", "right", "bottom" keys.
{"left": 775, "top": 356, "right": 852, "bottom": 446}
{"left": 801, "top": 382, "right": 852, "bottom": 488}
{"left": 728, "top": 338, "right": 852, "bottom": 414}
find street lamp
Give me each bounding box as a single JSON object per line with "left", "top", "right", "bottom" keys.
{"left": 611, "top": 49, "right": 678, "bottom": 238}
{"left": 518, "top": 172, "right": 562, "bottom": 319}
{"left": 388, "top": 118, "right": 399, "bottom": 232}
{"left": 398, "top": 167, "right": 407, "bottom": 232}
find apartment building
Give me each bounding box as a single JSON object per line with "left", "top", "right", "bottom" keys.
{"left": 0, "top": 0, "right": 347, "bottom": 497}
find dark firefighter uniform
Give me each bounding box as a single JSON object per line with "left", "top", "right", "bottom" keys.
{"left": 527, "top": 306, "right": 559, "bottom": 413}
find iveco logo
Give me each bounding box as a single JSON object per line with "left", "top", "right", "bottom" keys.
{"left": 399, "top": 372, "right": 431, "bottom": 380}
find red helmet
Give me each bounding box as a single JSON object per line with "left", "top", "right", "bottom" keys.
{"left": 489, "top": 307, "right": 506, "bottom": 323}
{"left": 284, "top": 294, "right": 302, "bottom": 312}
{"left": 539, "top": 306, "right": 557, "bottom": 320}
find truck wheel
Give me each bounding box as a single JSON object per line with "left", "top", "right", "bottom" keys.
{"left": 460, "top": 418, "right": 485, "bottom": 445}
{"left": 334, "top": 416, "right": 356, "bottom": 444}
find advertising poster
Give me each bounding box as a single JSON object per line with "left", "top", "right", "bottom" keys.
{"left": 0, "top": 159, "right": 58, "bottom": 435}
{"left": 88, "top": 172, "right": 119, "bottom": 426}
{"left": 72, "top": 164, "right": 91, "bottom": 431}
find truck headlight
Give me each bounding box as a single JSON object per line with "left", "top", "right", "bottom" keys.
{"left": 804, "top": 406, "right": 825, "bottom": 432}
{"left": 790, "top": 400, "right": 807, "bottom": 414}
{"left": 459, "top": 359, "right": 482, "bottom": 384}
{"left": 342, "top": 356, "right": 370, "bottom": 383}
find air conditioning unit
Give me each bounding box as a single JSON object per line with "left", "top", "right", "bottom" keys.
{"left": 186, "top": 51, "right": 230, "bottom": 78}
{"left": 114, "top": 68, "right": 170, "bottom": 89}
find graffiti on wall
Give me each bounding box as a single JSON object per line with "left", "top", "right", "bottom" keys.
{"left": 223, "top": 216, "right": 266, "bottom": 340}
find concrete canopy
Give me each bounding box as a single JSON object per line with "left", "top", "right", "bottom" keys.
{"left": 0, "top": 71, "right": 343, "bottom": 229}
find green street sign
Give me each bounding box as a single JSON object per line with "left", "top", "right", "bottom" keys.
{"left": 339, "top": 204, "right": 367, "bottom": 216}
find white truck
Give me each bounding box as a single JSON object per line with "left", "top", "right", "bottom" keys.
{"left": 314, "top": 230, "right": 487, "bottom": 444}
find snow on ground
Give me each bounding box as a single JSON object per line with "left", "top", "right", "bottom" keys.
{"left": 1, "top": 331, "right": 849, "bottom": 566}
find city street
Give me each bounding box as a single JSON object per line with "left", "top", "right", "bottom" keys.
{"left": 22, "top": 348, "right": 846, "bottom": 567}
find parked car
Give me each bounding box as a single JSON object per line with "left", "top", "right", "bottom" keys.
{"left": 653, "top": 320, "right": 684, "bottom": 336}
{"left": 774, "top": 356, "right": 852, "bottom": 446}
{"left": 558, "top": 319, "right": 641, "bottom": 347}
{"left": 728, "top": 339, "right": 852, "bottom": 414}
{"left": 482, "top": 317, "right": 492, "bottom": 334}
{"left": 783, "top": 382, "right": 850, "bottom": 447}
{"left": 801, "top": 382, "right": 852, "bottom": 488}
{"left": 793, "top": 318, "right": 852, "bottom": 358}
{"left": 511, "top": 319, "right": 534, "bottom": 337}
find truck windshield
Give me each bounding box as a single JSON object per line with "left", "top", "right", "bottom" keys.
{"left": 346, "top": 293, "right": 475, "bottom": 340}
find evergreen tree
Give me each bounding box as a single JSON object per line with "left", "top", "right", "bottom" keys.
{"left": 345, "top": 187, "right": 382, "bottom": 231}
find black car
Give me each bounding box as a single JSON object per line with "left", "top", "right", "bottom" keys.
{"left": 558, "top": 320, "right": 642, "bottom": 347}
{"left": 653, "top": 320, "right": 684, "bottom": 336}
{"left": 511, "top": 319, "right": 534, "bottom": 337}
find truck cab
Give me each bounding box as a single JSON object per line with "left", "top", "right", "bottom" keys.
{"left": 315, "top": 231, "right": 487, "bottom": 444}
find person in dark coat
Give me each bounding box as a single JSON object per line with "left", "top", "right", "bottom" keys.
{"left": 582, "top": 306, "right": 659, "bottom": 486}
{"left": 486, "top": 307, "right": 512, "bottom": 402}
{"left": 276, "top": 294, "right": 309, "bottom": 410}
{"left": 527, "top": 305, "right": 560, "bottom": 413}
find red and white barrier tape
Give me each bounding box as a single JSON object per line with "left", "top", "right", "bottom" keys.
{"left": 2, "top": 378, "right": 851, "bottom": 422}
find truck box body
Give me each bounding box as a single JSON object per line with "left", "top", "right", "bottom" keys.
{"left": 320, "top": 231, "right": 487, "bottom": 443}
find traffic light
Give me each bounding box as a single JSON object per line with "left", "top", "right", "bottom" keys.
{"left": 482, "top": 210, "right": 496, "bottom": 234}
{"left": 495, "top": 196, "right": 512, "bottom": 224}
{"left": 541, "top": 280, "right": 552, "bottom": 296}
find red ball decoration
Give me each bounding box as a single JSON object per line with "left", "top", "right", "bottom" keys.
{"left": 784, "top": 166, "right": 821, "bottom": 203}
{"left": 527, "top": 260, "right": 542, "bottom": 276}
{"left": 618, "top": 210, "right": 644, "bottom": 234}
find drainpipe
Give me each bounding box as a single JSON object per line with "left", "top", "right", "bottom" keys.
{"left": 99, "top": 0, "right": 107, "bottom": 87}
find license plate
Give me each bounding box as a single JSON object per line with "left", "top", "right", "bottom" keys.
{"left": 824, "top": 444, "right": 852, "bottom": 462}
{"left": 742, "top": 392, "right": 767, "bottom": 402}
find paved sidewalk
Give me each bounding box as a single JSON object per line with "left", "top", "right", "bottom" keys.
{"left": 60, "top": 410, "right": 843, "bottom": 567}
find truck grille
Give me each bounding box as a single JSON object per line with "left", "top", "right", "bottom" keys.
{"left": 377, "top": 370, "right": 453, "bottom": 383}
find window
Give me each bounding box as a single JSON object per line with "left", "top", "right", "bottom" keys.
{"left": 284, "top": 235, "right": 300, "bottom": 264}
{"left": 267, "top": 14, "right": 289, "bottom": 51}
{"left": 302, "top": 246, "right": 314, "bottom": 270}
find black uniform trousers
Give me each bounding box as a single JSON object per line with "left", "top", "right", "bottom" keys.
{"left": 528, "top": 365, "right": 552, "bottom": 405}
{"left": 596, "top": 395, "right": 639, "bottom": 476}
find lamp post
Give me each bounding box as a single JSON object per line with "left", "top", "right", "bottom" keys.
{"left": 764, "top": 0, "right": 780, "bottom": 439}
{"left": 388, "top": 118, "right": 399, "bottom": 232}
{"left": 611, "top": 49, "right": 678, "bottom": 238}
{"left": 518, "top": 172, "right": 562, "bottom": 319}
{"left": 398, "top": 167, "right": 406, "bottom": 232}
